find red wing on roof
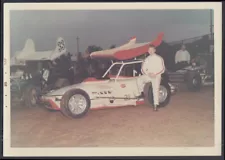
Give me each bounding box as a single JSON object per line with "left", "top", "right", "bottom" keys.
{"left": 90, "top": 32, "right": 164, "bottom": 60}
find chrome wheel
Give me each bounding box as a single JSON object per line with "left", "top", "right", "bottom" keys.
{"left": 68, "top": 94, "right": 87, "bottom": 115}
{"left": 159, "top": 85, "right": 168, "bottom": 103}
{"left": 193, "top": 78, "right": 198, "bottom": 86}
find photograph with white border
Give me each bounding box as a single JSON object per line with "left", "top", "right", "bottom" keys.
{"left": 3, "top": 2, "right": 222, "bottom": 157}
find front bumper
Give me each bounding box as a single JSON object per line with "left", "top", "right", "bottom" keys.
{"left": 40, "top": 96, "right": 61, "bottom": 110}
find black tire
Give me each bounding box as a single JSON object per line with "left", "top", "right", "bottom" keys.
{"left": 23, "top": 85, "right": 41, "bottom": 107}
{"left": 54, "top": 78, "right": 70, "bottom": 89}
{"left": 144, "top": 80, "right": 171, "bottom": 108}
{"left": 60, "top": 89, "right": 91, "bottom": 119}
{"left": 186, "top": 72, "right": 202, "bottom": 92}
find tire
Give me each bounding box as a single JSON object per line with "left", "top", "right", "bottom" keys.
{"left": 186, "top": 72, "right": 202, "bottom": 92}
{"left": 54, "top": 78, "right": 70, "bottom": 89}
{"left": 23, "top": 85, "right": 41, "bottom": 107}
{"left": 144, "top": 80, "right": 171, "bottom": 108}
{"left": 60, "top": 89, "right": 91, "bottom": 119}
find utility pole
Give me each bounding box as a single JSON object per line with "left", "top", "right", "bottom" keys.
{"left": 76, "top": 36, "right": 80, "bottom": 54}
{"left": 210, "top": 10, "right": 213, "bottom": 40}
{"left": 209, "top": 10, "right": 214, "bottom": 54}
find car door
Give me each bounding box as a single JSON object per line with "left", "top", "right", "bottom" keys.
{"left": 111, "top": 64, "right": 140, "bottom": 99}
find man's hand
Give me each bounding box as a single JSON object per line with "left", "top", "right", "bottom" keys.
{"left": 148, "top": 73, "right": 156, "bottom": 78}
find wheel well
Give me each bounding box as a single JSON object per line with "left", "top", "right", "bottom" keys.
{"left": 65, "top": 88, "right": 90, "bottom": 101}
{"left": 161, "top": 72, "right": 169, "bottom": 82}
{"left": 161, "top": 77, "right": 169, "bottom": 85}
{"left": 143, "top": 77, "right": 171, "bottom": 107}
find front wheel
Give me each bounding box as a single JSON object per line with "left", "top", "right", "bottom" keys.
{"left": 186, "top": 72, "right": 202, "bottom": 92}
{"left": 60, "top": 89, "right": 91, "bottom": 118}
{"left": 144, "top": 81, "right": 171, "bottom": 108}
{"left": 23, "top": 85, "right": 41, "bottom": 107}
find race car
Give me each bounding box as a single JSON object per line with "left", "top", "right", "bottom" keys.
{"left": 41, "top": 33, "right": 177, "bottom": 118}
{"left": 167, "top": 53, "right": 214, "bottom": 91}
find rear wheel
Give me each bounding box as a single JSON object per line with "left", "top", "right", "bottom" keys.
{"left": 144, "top": 81, "right": 171, "bottom": 108}
{"left": 23, "top": 85, "right": 41, "bottom": 107}
{"left": 60, "top": 89, "right": 91, "bottom": 118}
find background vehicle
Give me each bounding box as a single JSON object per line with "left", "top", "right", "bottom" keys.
{"left": 167, "top": 53, "right": 214, "bottom": 91}
{"left": 10, "top": 37, "right": 77, "bottom": 107}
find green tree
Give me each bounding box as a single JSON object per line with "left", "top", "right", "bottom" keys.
{"left": 84, "top": 45, "right": 103, "bottom": 77}
{"left": 86, "top": 45, "right": 103, "bottom": 54}
{"left": 110, "top": 45, "right": 116, "bottom": 49}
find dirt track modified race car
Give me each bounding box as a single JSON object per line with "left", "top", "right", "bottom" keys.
{"left": 41, "top": 33, "right": 177, "bottom": 118}
{"left": 168, "top": 53, "right": 214, "bottom": 91}
{"left": 10, "top": 37, "right": 76, "bottom": 107}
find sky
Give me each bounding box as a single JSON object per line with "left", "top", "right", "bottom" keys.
{"left": 10, "top": 9, "right": 213, "bottom": 56}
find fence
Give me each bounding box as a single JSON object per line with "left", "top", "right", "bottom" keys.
{"left": 168, "top": 33, "right": 214, "bottom": 46}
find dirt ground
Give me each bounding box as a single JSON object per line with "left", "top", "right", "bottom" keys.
{"left": 11, "top": 86, "right": 214, "bottom": 147}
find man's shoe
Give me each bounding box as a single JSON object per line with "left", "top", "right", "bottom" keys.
{"left": 153, "top": 105, "right": 158, "bottom": 111}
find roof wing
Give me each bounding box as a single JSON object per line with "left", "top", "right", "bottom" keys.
{"left": 128, "top": 36, "right": 137, "bottom": 44}
{"left": 90, "top": 32, "right": 164, "bottom": 60}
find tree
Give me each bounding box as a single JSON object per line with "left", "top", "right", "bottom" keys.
{"left": 110, "top": 45, "right": 116, "bottom": 49}
{"left": 83, "top": 45, "right": 103, "bottom": 77}
{"left": 86, "top": 45, "right": 103, "bottom": 54}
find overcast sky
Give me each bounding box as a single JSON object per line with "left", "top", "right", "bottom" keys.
{"left": 10, "top": 9, "right": 213, "bottom": 56}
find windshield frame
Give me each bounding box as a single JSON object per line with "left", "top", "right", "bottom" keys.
{"left": 102, "top": 60, "right": 143, "bottom": 80}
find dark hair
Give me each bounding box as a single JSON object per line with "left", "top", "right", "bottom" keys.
{"left": 149, "top": 44, "right": 156, "bottom": 48}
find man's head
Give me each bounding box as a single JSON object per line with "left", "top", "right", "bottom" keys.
{"left": 181, "top": 44, "right": 186, "bottom": 51}
{"left": 148, "top": 44, "right": 156, "bottom": 55}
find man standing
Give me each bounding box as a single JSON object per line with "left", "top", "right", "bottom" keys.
{"left": 141, "top": 44, "right": 165, "bottom": 111}
{"left": 175, "top": 44, "right": 191, "bottom": 69}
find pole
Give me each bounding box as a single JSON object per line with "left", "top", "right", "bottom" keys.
{"left": 209, "top": 10, "right": 214, "bottom": 54}
{"left": 76, "top": 36, "right": 80, "bottom": 54}
{"left": 210, "top": 10, "right": 213, "bottom": 40}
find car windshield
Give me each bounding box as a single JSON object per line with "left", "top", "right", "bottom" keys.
{"left": 109, "top": 64, "right": 122, "bottom": 76}
{"left": 108, "top": 63, "right": 137, "bottom": 77}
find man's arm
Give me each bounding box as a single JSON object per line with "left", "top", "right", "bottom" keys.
{"left": 154, "top": 56, "right": 165, "bottom": 76}
{"left": 141, "top": 60, "right": 148, "bottom": 75}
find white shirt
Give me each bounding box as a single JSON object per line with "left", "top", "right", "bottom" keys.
{"left": 175, "top": 50, "right": 190, "bottom": 64}
{"left": 141, "top": 54, "right": 165, "bottom": 76}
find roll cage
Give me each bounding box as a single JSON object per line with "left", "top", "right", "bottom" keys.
{"left": 102, "top": 59, "right": 144, "bottom": 80}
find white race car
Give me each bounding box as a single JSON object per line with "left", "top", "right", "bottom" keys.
{"left": 41, "top": 60, "right": 176, "bottom": 118}
{"left": 41, "top": 33, "right": 177, "bottom": 118}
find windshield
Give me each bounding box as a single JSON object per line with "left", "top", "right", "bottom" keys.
{"left": 109, "top": 64, "right": 122, "bottom": 76}
{"left": 108, "top": 63, "right": 137, "bottom": 77}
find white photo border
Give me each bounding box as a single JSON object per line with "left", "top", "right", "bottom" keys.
{"left": 3, "top": 2, "right": 222, "bottom": 157}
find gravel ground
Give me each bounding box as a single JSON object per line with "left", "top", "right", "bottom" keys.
{"left": 11, "top": 86, "right": 214, "bottom": 147}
